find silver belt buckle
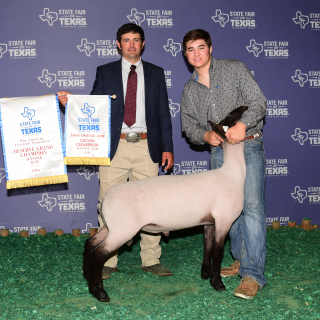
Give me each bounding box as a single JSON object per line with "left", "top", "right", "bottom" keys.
{"left": 125, "top": 132, "right": 141, "bottom": 143}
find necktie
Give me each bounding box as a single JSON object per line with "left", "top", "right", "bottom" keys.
{"left": 124, "top": 65, "right": 137, "bottom": 127}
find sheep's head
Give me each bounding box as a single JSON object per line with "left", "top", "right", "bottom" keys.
{"left": 208, "top": 106, "right": 248, "bottom": 140}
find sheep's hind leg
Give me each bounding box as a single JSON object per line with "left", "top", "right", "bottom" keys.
{"left": 201, "top": 225, "right": 215, "bottom": 280}
{"left": 83, "top": 226, "right": 110, "bottom": 302}
{"left": 210, "top": 228, "right": 227, "bottom": 291}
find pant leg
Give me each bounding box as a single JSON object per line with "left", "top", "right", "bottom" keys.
{"left": 129, "top": 140, "right": 161, "bottom": 267}
{"left": 234, "top": 138, "right": 266, "bottom": 288}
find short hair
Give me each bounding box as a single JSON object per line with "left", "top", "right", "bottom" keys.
{"left": 182, "top": 29, "right": 212, "bottom": 55}
{"left": 117, "top": 23, "right": 145, "bottom": 45}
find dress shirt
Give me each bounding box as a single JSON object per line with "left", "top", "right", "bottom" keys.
{"left": 180, "top": 56, "right": 267, "bottom": 152}
{"left": 121, "top": 57, "right": 147, "bottom": 133}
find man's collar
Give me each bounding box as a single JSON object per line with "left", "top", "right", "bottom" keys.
{"left": 121, "top": 57, "right": 142, "bottom": 70}
{"left": 192, "top": 56, "right": 216, "bottom": 81}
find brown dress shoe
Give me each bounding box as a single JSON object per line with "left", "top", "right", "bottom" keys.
{"left": 102, "top": 266, "right": 118, "bottom": 280}
{"left": 234, "top": 276, "right": 259, "bottom": 299}
{"left": 220, "top": 260, "right": 240, "bottom": 278}
{"left": 142, "top": 264, "right": 173, "bottom": 276}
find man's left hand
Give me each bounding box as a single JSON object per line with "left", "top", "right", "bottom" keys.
{"left": 162, "top": 152, "right": 174, "bottom": 171}
{"left": 225, "top": 122, "right": 246, "bottom": 144}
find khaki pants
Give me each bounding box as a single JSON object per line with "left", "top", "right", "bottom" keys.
{"left": 98, "top": 138, "right": 161, "bottom": 268}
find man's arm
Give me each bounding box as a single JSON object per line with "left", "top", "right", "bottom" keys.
{"left": 181, "top": 89, "right": 223, "bottom": 146}
{"left": 158, "top": 70, "right": 174, "bottom": 170}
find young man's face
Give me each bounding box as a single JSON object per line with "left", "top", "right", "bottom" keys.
{"left": 117, "top": 32, "right": 145, "bottom": 63}
{"left": 185, "top": 39, "right": 212, "bottom": 69}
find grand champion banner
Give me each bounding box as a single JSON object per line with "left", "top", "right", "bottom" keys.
{"left": 0, "top": 95, "right": 67, "bottom": 189}
{"left": 64, "top": 95, "right": 111, "bottom": 166}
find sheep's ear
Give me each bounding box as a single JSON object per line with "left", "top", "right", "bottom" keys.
{"left": 208, "top": 121, "right": 226, "bottom": 140}
{"left": 219, "top": 106, "right": 249, "bottom": 127}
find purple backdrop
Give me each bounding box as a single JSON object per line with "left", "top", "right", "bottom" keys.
{"left": 1, "top": 0, "right": 319, "bottom": 234}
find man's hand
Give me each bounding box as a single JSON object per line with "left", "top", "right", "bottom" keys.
{"left": 204, "top": 131, "right": 224, "bottom": 146}
{"left": 56, "top": 91, "right": 72, "bottom": 107}
{"left": 225, "top": 122, "right": 246, "bottom": 144}
{"left": 162, "top": 152, "right": 174, "bottom": 171}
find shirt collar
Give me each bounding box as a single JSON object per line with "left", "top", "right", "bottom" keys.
{"left": 192, "top": 56, "right": 216, "bottom": 81}
{"left": 121, "top": 57, "right": 142, "bottom": 72}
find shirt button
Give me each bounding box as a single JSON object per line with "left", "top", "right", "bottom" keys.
{"left": 118, "top": 127, "right": 121, "bottom": 130}
{"left": 213, "top": 103, "right": 215, "bottom": 106}
{"left": 121, "top": 110, "right": 123, "bottom": 113}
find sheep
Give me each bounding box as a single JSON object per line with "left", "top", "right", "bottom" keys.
{"left": 83, "top": 106, "right": 248, "bottom": 302}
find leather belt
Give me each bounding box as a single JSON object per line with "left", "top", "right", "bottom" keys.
{"left": 245, "top": 132, "right": 261, "bottom": 141}
{"left": 120, "top": 132, "right": 147, "bottom": 143}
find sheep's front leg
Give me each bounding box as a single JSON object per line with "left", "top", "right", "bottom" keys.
{"left": 201, "top": 225, "right": 215, "bottom": 280}
{"left": 210, "top": 229, "right": 226, "bottom": 291}
{"left": 83, "top": 227, "right": 110, "bottom": 302}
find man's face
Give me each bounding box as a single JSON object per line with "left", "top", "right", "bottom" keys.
{"left": 185, "top": 39, "right": 212, "bottom": 69}
{"left": 117, "top": 32, "right": 145, "bottom": 63}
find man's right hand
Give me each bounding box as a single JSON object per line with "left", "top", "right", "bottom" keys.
{"left": 56, "top": 91, "right": 72, "bottom": 107}
{"left": 204, "top": 131, "right": 224, "bottom": 146}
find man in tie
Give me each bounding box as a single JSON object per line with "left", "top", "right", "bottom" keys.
{"left": 57, "top": 23, "right": 174, "bottom": 279}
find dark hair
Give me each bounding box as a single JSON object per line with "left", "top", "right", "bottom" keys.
{"left": 117, "top": 23, "right": 145, "bottom": 46}
{"left": 182, "top": 29, "right": 212, "bottom": 55}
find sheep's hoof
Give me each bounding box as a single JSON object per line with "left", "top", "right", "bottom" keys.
{"left": 211, "top": 280, "right": 226, "bottom": 291}
{"left": 201, "top": 272, "right": 210, "bottom": 280}
{"left": 90, "top": 288, "right": 110, "bottom": 302}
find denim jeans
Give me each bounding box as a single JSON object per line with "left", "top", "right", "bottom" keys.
{"left": 210, "top": 137, "right": 266, "bottom": 288}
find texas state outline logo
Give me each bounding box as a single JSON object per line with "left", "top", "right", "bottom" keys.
{"left": 291, "top": 186, "right": 307, "bottom": 203}
{"left": 0, "top": 44, "right": 8, "bottom": 58}
{"left": 76, "top": 166, "right": 96, "bottom": 180}
{"left": 81, "top": 103, "right": 95, "bottom": 118}
{"left": 77, "top": 38, "right": 96, "bottom": 57}
{"left": 163, "top": 39, "right": 181, "bottom": 57}
{"left": 246, "top": 40, "right": 263, "bottom": 57}
{"left": 38, "top": 193, "right": 57, "bottom": 211}
{"left": 127, "top": 8, "right": 145, "bottom": 26}
{"left": 292, "top": 11, "right": 309, "bottom": 29}
{"left": 291, "top": 70, "right": 308, "bottom": 87}
{"left": 291, "top": 128, "right": 308, "bottom": 145}
{"left": 212, "top": 9, "right": 229, "bottom": 27}
{"left": 168, "top": 99, "right": 180, "bottom": 117}
{"left": 21, "top": 107, "right": 36, "bottom": 121}
{"left": 38, "top": 69, "right": 57, "bottom": 88}
{"left": 39, "top": 8, "right": 58, "bottom": 26}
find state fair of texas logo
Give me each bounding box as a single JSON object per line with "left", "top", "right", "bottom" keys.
{"left": 0, "top": 43, "right": 8, "bottom": 58}
{"left": 127, "top": 8, "right": 145, "bottom": 26}
{"left": 293, "top": 11, "right": 320, "bottom": 30}
{"left": 168, "top": 99, "right": 180, "bottom": 117}
{"left": 21, "top": 107, "right": 36, "bottom": 121}
{"left": 291, "top": 128, "right": 308, "bottom": 145}
{"left": 38, "top": 193, "right": 57, "bottom": 211}
{"left": 38, "top": 69, "right": 57, "bottom": 88}
{"left": 163, "top": 39, "right": 181, "bottom": 57}
{"left": 246, "top": 40, "right": 263, "bottom": 57}
{"left": 39, "top": 8, "right": 58, "bottom": 26}
{"left": 291, "top": 70, "right": 308, "bottom": 87}
{"left": 212, "top": 10, "right": 229, "bottom": 27}
{"left": 77, "top": 38, "right": 96, "bottom": 57}
{"left": 76, "top": 166, "right": 96, "bottom": 180}
{"left": 291, "top": 186, "right": 307, "bottom": 203}
{"left": 81, "top": 103, "right": 95, "bottom": 117}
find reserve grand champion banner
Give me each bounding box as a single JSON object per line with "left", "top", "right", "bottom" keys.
{"left": 64, "top": 95, "right": 111, "bottom": 166}
{"left": 0, "top": 95, "right": 67, "bottom": 189}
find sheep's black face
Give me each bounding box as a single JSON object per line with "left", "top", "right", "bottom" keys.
{"left": 208, "top": 106, "right": 248, "bottom": 141}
